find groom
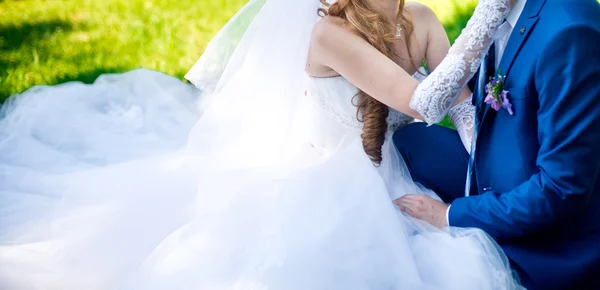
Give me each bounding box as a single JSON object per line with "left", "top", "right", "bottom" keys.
{"left": 394, "top": 0, "right": 600, "bottom": 289}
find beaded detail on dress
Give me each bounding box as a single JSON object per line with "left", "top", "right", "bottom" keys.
{"left": 306, "top": 76, "right": 414, "bottom": 132}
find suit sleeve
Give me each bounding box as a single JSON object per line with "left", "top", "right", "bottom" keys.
{"left": 448, "top": 24, "right": 600, "bottom": 240}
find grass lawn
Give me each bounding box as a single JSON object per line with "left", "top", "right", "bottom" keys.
{"left": 0, "top": 0, "right": 476, "bottom": 101}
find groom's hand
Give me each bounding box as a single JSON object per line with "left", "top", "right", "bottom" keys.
{"left": 394, "top": 195, "right": 449, "bottom": 229}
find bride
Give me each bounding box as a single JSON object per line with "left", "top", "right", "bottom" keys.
{"left": 0, "top": 0, "right": 522, "bottom": 289}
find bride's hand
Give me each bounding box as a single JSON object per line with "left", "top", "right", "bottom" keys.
{"left": 394, "top": 195, "right": 449, "bottom": 229}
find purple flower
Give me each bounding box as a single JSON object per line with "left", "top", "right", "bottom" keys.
{"left": 484, "top": 93, "right": 501, "bottom": 111}
{"left": 484, "top": 72, "right": 513, "bottom": 116}
{"left": 499, "top": 90, "right": 513, "bottom": 115}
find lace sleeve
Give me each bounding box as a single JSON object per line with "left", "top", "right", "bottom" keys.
{"left": 449, "top": 97, "right": 475, "bottom": 152}
{"left": 409, "top": 0, "right": 511, "bottom": 124}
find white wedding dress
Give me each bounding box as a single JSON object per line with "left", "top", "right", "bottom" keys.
{"left": 0, "top": 0, "right": 522, "bottom": 289}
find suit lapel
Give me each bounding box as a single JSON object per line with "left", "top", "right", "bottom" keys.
{"left": 479, "top": 0, "right": 546, "bottom": 124}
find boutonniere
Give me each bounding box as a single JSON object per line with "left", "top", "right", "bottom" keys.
{"left": 484, "top": 71, "right": 513, "bottom": 115}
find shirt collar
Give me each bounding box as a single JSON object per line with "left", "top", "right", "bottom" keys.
{"left": 506, "top": 0, "right": 527, "bottom": 27}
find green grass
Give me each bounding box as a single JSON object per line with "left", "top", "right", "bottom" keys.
{"left": 0, "top": 0, "right": 476, "bottom": 101}
{"left": 0, "top": 0, "right": 247, "bottom": 100}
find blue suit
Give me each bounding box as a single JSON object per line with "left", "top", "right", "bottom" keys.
{"left": 394, "top": 0, "right": 600, "bottom": 289}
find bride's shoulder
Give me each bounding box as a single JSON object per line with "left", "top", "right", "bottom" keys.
{"left": 307, "top": 16, "right": 366, "bottom": 76}
{"left": 312, "top": 16, "right": 357, "bottom": 40}
{"left": 403, "top": 2, "right": 444, "bottom": 53}
{"left": 310, "top": 16, "right": 361, "bottom": 54}
{"left": 404, "top": 2, "right": 442, "bottom": 35}
{"left": 404, "top": 2, "right": 438, "bottom": 21}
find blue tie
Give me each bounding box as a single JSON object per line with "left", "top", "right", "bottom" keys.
{"left": 465, "top": 43, "right": 496, "bottom": 197}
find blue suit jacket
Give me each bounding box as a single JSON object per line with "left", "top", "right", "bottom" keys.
{"left": 449, "top": 0, "right": 600, "bottom": 289}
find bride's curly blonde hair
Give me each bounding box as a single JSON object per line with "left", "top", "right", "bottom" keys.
{"left": 318, "top": 0, "right": 417, "bottom": 165}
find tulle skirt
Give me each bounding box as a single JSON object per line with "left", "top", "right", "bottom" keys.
{"left": 0, "top": 70, "right": 521, "bottom": 290}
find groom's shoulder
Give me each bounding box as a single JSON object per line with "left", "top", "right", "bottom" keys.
{"left": 532, "top": 0, "right": 600, "bottom": 47}
{"left": 541, "top": 0, "right": 600, "bottom": 29}
{"left": 529, "top": 1, "right": 600, "bottom": 76}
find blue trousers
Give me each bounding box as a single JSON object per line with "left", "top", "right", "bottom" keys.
{"left": 393, "top": 122, "right": 475, "bottom": 203}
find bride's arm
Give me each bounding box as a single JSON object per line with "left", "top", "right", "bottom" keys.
{"left": 419, "top": 3, "right": 473, "bottom": 107}
{"left": 411, "top": 0, "right": 511, "bottom": 124}
{"left": 423, "top": 7, "right": 475, "bottom": 152}
{"left": 417, "top": 4, "right": 475, "bottom": 152}
{"left": 449, "top": 98, "right": 475, "bottom": 152}
{"left": 308, "top": 16, "right": 423, "bottom": 119}
{"left": 308, "top": 0, "right": 510, "bottom": 124}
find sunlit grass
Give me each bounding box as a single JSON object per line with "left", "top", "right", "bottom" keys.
{"left": 0, "top": 0, "right": 247, "bottom": 100}
{"left": 0, "top": 0, "right": 476, "bottom": 101}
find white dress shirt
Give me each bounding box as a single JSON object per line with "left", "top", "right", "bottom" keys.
{"left": 446, "top": 0, "right": 527, "bottom": 227}
{"left": 495, "top": 0, "right": 528, "bottom": 69}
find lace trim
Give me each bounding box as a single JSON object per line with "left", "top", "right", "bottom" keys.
{"left": 387, "top": 110, "right": 414, "bottom": 132}
{"left": 311, "top": 93, "right": 362, "bottom": 128}
{"left": 448, "top": 97, "right": 475, "bottom": 152}
{"left": 409, "top": 0, "right": 511, "bottom": 124}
